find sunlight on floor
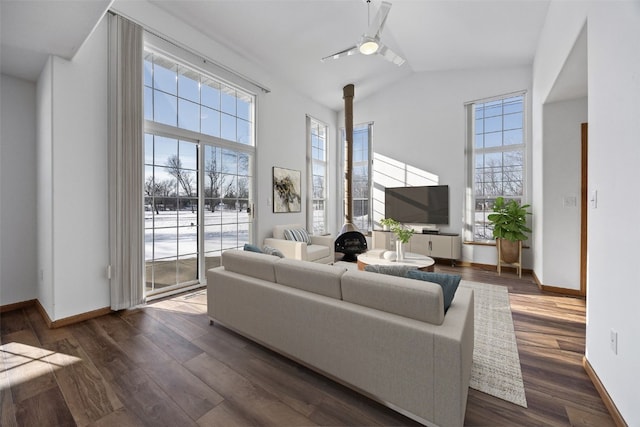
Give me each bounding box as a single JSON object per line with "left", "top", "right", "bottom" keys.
{"left": 0, "top": 342, "right": 82, "bottom": 389}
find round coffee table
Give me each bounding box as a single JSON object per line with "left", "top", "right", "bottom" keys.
{"left": 357, "top": 250, "right": 435, "bottom": 272}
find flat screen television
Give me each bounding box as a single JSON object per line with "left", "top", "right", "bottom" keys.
{"left": 384, "top": 185, "right": 449, "bottom": 225}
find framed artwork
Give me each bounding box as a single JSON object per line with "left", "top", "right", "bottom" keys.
{"left": 273, "top": 166, "right": 302, "bottom": 213}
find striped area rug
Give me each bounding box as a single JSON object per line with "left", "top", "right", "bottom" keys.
{"left": 461, "top": 280, "right": 528, "bottom": 407}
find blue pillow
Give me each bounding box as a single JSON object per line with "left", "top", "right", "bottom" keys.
{"left": 405, "top": 270, "right": 461, "bottom": 312}
{"left": 243, "top": 243, "right": 263, "bottom": 253}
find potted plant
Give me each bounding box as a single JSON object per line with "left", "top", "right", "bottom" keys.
{"left": 380, "top": 217, "right": 397, "bottom": 231}
{"left": 381, "top": 218, "right": 415, "bottom": 260}
{"left": 487, "top": 197, "right": 532, "bottom": 264}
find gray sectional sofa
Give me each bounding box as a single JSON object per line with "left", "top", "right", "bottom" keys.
{"left": 206, "top": 250, "right": 474, "bottom": 427}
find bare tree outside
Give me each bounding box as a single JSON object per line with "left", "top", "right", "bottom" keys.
{"left": 166, "top": 155, "right": 195, "bottom": 197}
{"left": 205, "top": 154, "right": 221, "bottom": 211}
{"left": 145, "top": 176, "right": 176, "bottom": 214}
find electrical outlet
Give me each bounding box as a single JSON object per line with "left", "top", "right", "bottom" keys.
{"left": 610, "top": 329, "right": 618, "bottom": 355}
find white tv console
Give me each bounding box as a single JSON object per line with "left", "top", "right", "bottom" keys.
{"left": 372, "top": 230, "right": 461, "bottom": 266}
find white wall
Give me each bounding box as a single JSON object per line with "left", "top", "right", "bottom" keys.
{"left": 0, "top": 74, "right": 38, "bottom": 305}
{"left": 533, "top": 2, "right": 640, "bottom": 425}
{"left": 36, "top": 58, "right": 54, "bottom": 315}
{"left": 35, "top": 19, "right": 111, "bottom": 320}
{"left": 541, "top": 97, "right": 587, "bottom": 290}
{"left": 531, "top": 1, "right": 588, "bottom": 284}
{"left": 345, "top": 66, "right": 533, "bottom": 266}
{"left": 586, "top": 3, "right": 640, "bottom": 424}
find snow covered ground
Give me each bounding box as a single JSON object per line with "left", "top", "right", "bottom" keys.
{"left": 145, "top": 208, "right": 251, "bottom": 261}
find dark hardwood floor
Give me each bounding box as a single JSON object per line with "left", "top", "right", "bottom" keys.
{"left": 1, "top": 263, "right": 614, "bottom": 426}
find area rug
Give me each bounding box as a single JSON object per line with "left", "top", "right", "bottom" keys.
{"left": 460, "top": 280, "right": 528, "bottom": 407}
{"left": 333, "top": 263, "right": 527, "bottom": 407}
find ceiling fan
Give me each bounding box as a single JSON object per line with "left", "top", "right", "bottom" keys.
{"left": 321, "top": 0, "right": 405, "bottom": 66}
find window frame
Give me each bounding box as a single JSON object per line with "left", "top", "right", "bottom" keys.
{"left": 466, "top": 91, "right": 527, "bottom": 242}
{"left": 341, "top": 122, "right": 373, "bottom": 233}
{"left": 307, "top": 116, "right": 329, "bottom": 235}
{"left": 143, "top": 45, "right": 256, "bottom": 297}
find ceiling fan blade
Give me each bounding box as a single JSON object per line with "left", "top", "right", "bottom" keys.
{"left": 378, "top": 43, "right": 405, "bottom": 66}
{"left": 365, "top": 1, "right": 392, "bottom": 39}
{"left": 321, "top": 45, "right": 359, "bottom": 62}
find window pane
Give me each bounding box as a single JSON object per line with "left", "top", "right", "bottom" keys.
{"left": 221, "top": 86, "right": 235, "bottom": 115}
{"left": 178, "top": 99, "right": 200, "bottom": 132}
{"left": 144, "top": 134, "right": 154, "bottom": 165}
{"left": 484, "top": 116, "right": 502, "bottom": 133}
{"left": 237, "top": 118, "right": 251, "bottom": 145}
{"left": 238, "top": 153, "right": 250, "bottom": 176}
{"left": 178, "top": 67, "right": 200, "bottom": 103}
{"left": 237, "top": 92, "right": 251, "bottom": 121}
{"left": 154, "top": 90, "right": 177, "bottom": 127}
{"left": 154, "top": 227, "right": 177, "bottom": 260}
{"left": 154, "top": 136, "right": 177, "bottom": 166}
{"left": 484, "top": 131, "right": 502, "bottom": 148}
{"left": 201, "top": 107, "right": 220, "bottom": 137}
{"left": 221, "top": 149, "right": 237, "bottom": 174}
{"left": 153, "top": 58, "right": 177, "bottom": 95}
{"left": 202, "top": 80, "right": 220, "bottom": 109}
{"left": 504, "top": 112, "right": 522, "bottom": 130}
{"left": 179, "top": 140, "right": 197, "bottom": 171}
{"left": 503, "top": 129, "right": 522, "bottom": 146}
{"left": 503, "top": 97, "right": 523, "bottom": 114}
{"left": 144, "top": 87, "right": 153, "bottom": 121}
{"left": 221, "top": 113, "right": 236, "bottom": 142}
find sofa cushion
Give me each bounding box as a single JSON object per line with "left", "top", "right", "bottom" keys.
{"left": 283, "top": 228, "right": 311, "bottom": 245}
{"left": 274, "top": 258, "right": 346, "bottom": 299}
{"left": 221, "top": 250, "right": 278, "bottom": 282}
{"left": 341, "top": 270, "right": 445, "bottom": 325}
{"left": 405, "top": 271, "right": 461, "bottom": 312}
{"left": 306, "top": 244, "right": 331, "bottom": 262}
{"left": 364, "top": 264, "right": 418, "bottom": 277}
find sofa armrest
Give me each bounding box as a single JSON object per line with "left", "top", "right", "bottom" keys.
{"left": 264, "top": 238, "right": 308, "bottom": 260}
{"left": 309, "top": 234, "right": 334, "bottom": 247}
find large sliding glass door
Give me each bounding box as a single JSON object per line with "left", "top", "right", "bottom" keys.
{"left": 144, "top": 47, "right": 255, "bottom": 297}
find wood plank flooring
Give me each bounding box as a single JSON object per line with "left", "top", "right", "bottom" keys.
{"left": 1, "top": 264, "right": 615, "bottom": 426}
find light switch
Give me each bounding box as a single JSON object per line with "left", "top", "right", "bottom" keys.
{"left": 589, "top": 190, "right": 598, "bottom": 209}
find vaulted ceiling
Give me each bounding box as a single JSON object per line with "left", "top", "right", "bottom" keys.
{"left": 1, "top": 0, "right": 552, "bottom": 111}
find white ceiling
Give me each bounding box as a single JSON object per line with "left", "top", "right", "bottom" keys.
{"left": 0, "top": 0, "right": 113, "bottom": 81}
{"left": 1, "top": 0, "right": 554, "bottom": 111}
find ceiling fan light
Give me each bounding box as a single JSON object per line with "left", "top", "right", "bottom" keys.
{"left": 359, "top": 39, "right": 379, "bottom": 55}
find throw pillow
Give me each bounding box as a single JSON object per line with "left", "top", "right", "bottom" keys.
{"left": 405, "top": 270, "right": 461, "bottom": 312}
{"left": 243, "top": 243, "right": 263, "bottom": 253}
{"left": 364, "top": 264, "right": 417, "bottom": 277}
{"left": 283, "top": 228, "right": 311, "bottom": 245}
{"left": 262, "top": 245, "right": 285, "bottom": 258}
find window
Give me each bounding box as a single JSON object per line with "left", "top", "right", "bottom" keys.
{"left": 308, "top": 116, "right": 328, "bottom": 235}
{"left": 342, "top": 123, "right": 373, "bottom": 232}
{"left": 144, "top": 48, "right": 255, "bottom": 295}
{"left": 468, "top": 93, "right": 526, "bottom": 241}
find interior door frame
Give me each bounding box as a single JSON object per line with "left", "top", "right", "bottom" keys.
{"left": 580, "top": 123, "right": 588, "bottom": 296}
